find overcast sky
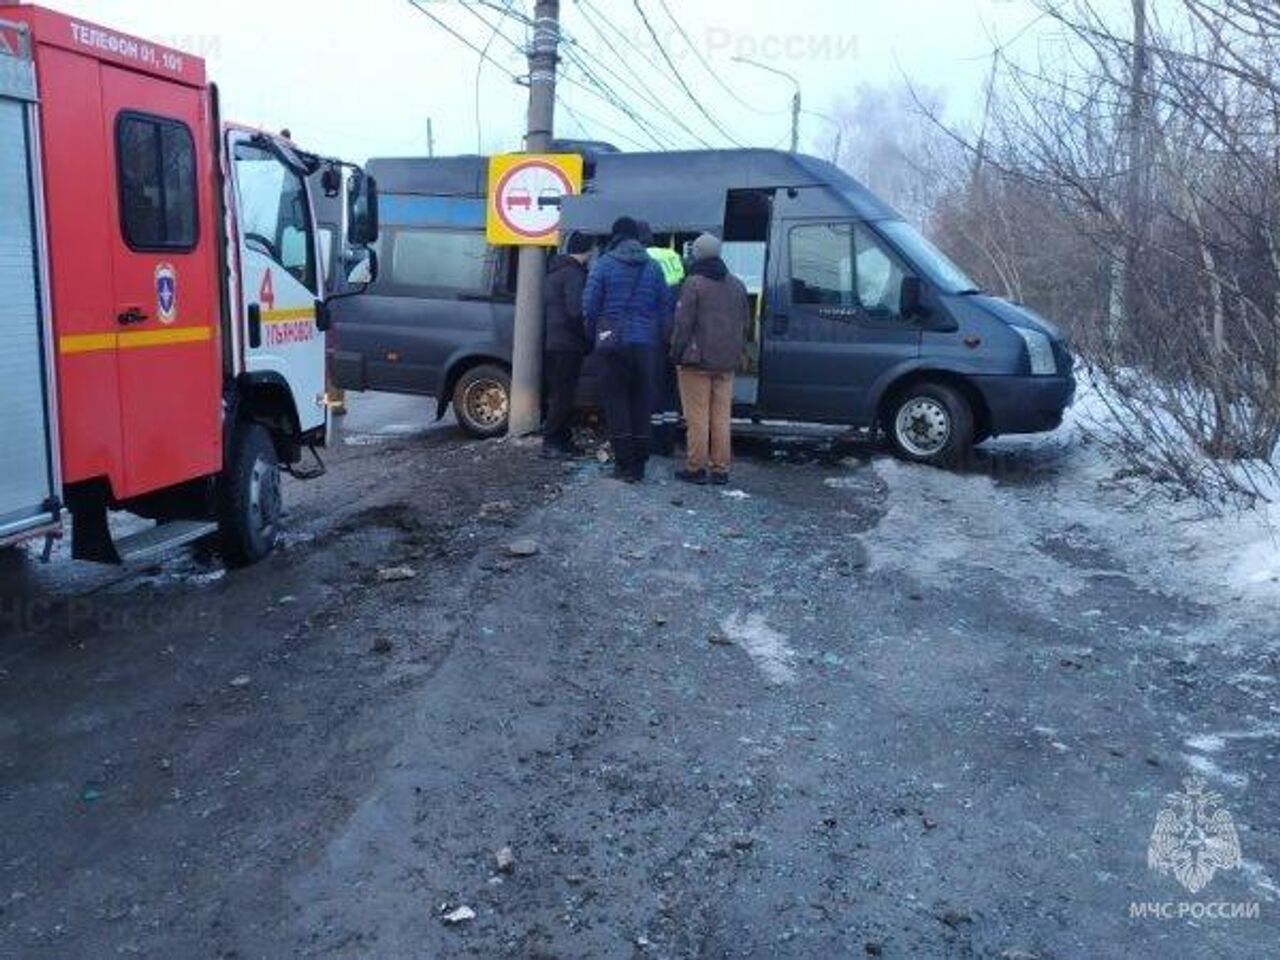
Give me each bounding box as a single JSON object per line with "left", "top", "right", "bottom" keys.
{"left": 50, "top": 0, "right": 1068, "bottom": 162}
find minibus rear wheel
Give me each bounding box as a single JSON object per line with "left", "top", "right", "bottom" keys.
{"left": 886, "top": 382, "right": 974, "bottom": 468}
{"left": 453, "top": 363, "right": 512, "bottom": 439}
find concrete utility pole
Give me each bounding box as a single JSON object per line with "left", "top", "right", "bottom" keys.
{"left": 789, "top": 89, "right": 801, "bottom": 153}
{"left": 507, "top": 0, "right": 560, "bottom": 437}
{"left": 427, "top": 117, "right": 435, "bottom": 157}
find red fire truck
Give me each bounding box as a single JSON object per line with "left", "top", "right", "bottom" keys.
{"left": 0, "top": 7, "right": 377, "bottom": 566}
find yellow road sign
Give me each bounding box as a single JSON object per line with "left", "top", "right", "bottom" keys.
{"left": 487, "top": 153, "right": 584, "bottom": 246}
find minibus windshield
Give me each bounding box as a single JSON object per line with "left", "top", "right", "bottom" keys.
{"left": 877, "top": 220, "right": 980, "bottom": 295}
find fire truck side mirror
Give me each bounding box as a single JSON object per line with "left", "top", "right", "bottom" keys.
{"left": 348, "top": 174, "right": 379, "bottom": 247}
{"left": 320, "top": 165, "right": 342, "bottom": 199}
{"left": 347, "top": 249, "right": 377, "bottom": 286}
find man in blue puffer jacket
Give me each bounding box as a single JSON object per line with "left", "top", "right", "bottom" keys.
{"left": 583, "top": 216, "right": 670, "bottom": 482}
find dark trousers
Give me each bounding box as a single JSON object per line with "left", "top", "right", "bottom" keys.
{"left": 650, "top": 357, "right": 681, "bottom": 456}
{"left": 543, "top": 349, "right": 585, "bottom": 449}
{"left": 598, "top": 345, "right": 657, "bottom": 475}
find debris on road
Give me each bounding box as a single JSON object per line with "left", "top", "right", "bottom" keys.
{"left": 505, "top": 538, "right": 541, "bottom": 558}
{"left": 478, "top": 500, "right": 514, "bottom": 521}
{"left": 376, "top": 565, "right": 418, "bottom": 582}
{"left": 370, "top": 637, "right": 393, "bottom": 655}
{"left": 441, "top": 905, "right": 476, "bottom": 925}
{"left": 495, "top": 845, "right": 515, "bottom": 874}
{"left": 228, "top": 675, "right": 252, "bottom": 689}
{"left": 709, "top": 633, "right": 733, "bottom": 646}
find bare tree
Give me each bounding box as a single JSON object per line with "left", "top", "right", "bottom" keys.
{"left": 919, "top": 0, "right": 1280, "bottom": 505}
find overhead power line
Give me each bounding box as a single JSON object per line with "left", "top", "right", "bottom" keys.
{"left": 631, "top": 0, "right": 744, "bottom": 146}
{"left": 561, "top": 42, "right": 706, "bottom": 147}
{"left": 557, "top": 67, "right": 671, "bottom": 149}
{"left": 405, "top": 0, "right": 521, "bottom": 81}
{"left": 465, "top": 0, "right": 521, "bottom": 153}
{"left": 557, "top": 97, "right": 657, "bottom": 151}
{"left": 653, "top": 0, "right": 778, "bottom": 117}
{"left": 561, "top": 36, "right": 717, "bottom": 148}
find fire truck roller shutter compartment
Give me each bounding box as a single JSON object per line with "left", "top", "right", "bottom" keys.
{"left": 0, "top": 30, "right": 59, "bottom": 543}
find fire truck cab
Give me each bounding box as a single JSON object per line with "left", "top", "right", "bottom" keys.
{"left": 0, "top": 7, "right": 377, "bottom": 565}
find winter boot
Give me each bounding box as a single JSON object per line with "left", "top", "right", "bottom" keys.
{"left": 630, "top": 437, "right": 650, "bottom": 483}
{"left": 610, "top": 437, "right": 634, "bottom": 482}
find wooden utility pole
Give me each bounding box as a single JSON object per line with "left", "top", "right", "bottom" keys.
{"left": 507, "top": 0, "right": 560, "bottom": 436}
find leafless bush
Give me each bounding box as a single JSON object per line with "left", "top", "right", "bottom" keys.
{"left": 909, "top": 0, "right": 1280, "bottom": 505}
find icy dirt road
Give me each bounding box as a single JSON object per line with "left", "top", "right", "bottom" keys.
{"left": 1, "top": 394, "right": 1276, "bottom": 959}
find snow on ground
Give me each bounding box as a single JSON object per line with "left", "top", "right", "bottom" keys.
{"left": 1065, "top": 379, "right": 1280, "bottom": 609}
{"left": 859, "top": 378, "right": 1279, "bottom": 632}
{"left": 719, "top": 611, "right": 796, "bottom": 684}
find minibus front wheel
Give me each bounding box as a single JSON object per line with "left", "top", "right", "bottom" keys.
{"left": 886, "top": 382, "right": 974, "bottom": 468}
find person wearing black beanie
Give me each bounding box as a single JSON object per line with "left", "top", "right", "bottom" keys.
{"left": 541, "top": 231, "right": 595, "bottom": 458}
{"left": 608, "top": 216, "right": 640, "bottom": 249}
{"left": 583, "top": 216, "right": 670, "bottom": 481}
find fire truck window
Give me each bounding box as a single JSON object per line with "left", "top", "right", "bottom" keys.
{"left": 234, "top": 143, "right": 317, "bottom": 292}
{"left": 116, "top": 114, "right": 197, "bottom": 251}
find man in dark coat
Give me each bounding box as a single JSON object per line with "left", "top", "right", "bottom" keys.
{"left": 583, "top": 216, "right": 669, "bottom": 482}
{"left": 541, "top": 231, "right": 594, "bottom": 458}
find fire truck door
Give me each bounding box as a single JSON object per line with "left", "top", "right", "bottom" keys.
{"left": 226, "top": 131, "right": 326, "bottom": 436}
{"left": 100, "top": 66, "right": 220, "bottom": 498}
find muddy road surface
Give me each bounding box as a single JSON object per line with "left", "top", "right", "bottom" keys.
{"left": 1, "top": 394, "right": 1276, "bottom": 959}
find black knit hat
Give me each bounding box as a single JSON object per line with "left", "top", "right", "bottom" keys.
{"left": 610, "top": 216, "right": 640, "bottom": 242}
{"left": 565, "top": 231, "right": 593, "bottom": 255}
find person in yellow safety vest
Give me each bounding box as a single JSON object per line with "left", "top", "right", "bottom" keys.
{"left": 649, "top": 244, "right": 685, "bottom": 287}
{"left": 638, "top": 221, "right": 685, "bottom": 455}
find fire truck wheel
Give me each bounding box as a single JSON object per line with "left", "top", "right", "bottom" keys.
{"left": 219, "top": 423, "right": 282, "bottom": 567}
{"left": 453, "top": 364, "right": 511, "bottom": 439}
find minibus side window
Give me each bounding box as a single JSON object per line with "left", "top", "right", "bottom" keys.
{"left": 385, "top": 228, "right": 492, "bottom": 294}
{"left": 789, "top": 223, "right": 908, "bottom": 320}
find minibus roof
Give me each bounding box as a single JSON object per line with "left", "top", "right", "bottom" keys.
{"left": 367, "top": 148, "right": 899, "bottom": 229}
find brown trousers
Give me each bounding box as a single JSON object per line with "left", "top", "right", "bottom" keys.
{"left": 678, "top": 367, "right": 734, "bottom": 471}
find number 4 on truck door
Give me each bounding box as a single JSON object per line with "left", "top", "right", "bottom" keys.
{"left": 226, "top": 129, "right": 327, "bottom": 439}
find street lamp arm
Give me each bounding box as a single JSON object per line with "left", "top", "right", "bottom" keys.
{"left": 730, "top": 55, "right": 800, "bottom": 95}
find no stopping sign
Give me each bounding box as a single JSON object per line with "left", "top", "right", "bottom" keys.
{"left": 487, "top": 153, "right": 584, "bottom": 246}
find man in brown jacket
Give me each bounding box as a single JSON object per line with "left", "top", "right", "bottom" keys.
{"left": 669, "top": 233, "right": 749, "bottom": 485}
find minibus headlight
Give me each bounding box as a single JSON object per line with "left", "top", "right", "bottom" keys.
{"left": 1013, "top": 326, "right": 1056, "bottom": 375}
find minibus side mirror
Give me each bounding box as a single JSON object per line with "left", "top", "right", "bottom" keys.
{"left": 348, "top": 174, "right": 379, "bottom": 247}
{"left": 901, "top": 276, "right": 959, "bottom": 332}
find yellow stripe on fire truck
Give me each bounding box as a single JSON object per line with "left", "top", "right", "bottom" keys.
{"left": 59, "top": 325, "right": 214, "bottom": 355}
